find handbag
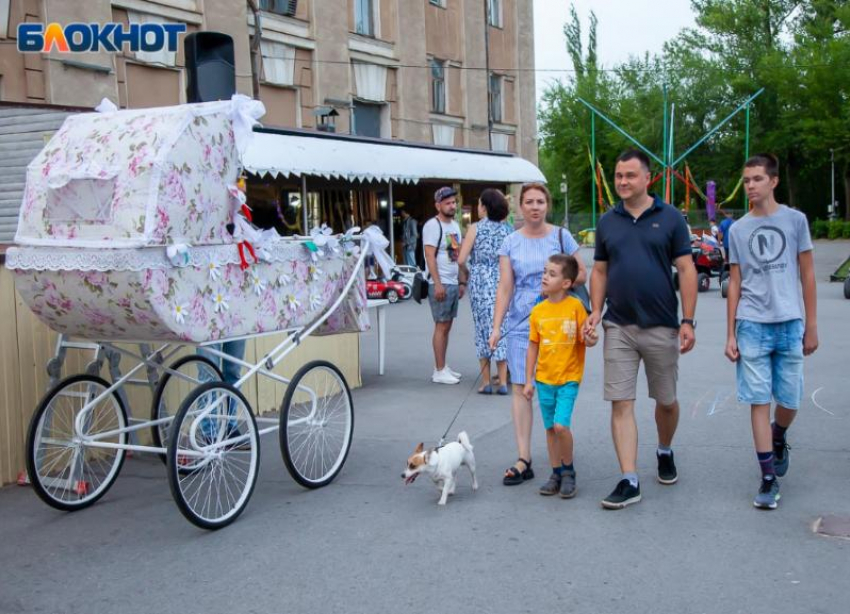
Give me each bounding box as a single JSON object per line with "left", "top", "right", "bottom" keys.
{"left": 413, "top": 218, "right": 443, "bottom": 304}
{"left": 559, "top": 227, "right": 591, "bottom": 314}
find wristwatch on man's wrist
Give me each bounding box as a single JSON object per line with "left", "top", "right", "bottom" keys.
{"left": 681, "top": 318, "right": 696, "bottom": 329}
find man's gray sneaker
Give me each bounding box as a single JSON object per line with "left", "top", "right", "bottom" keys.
{"left": 539, "top": 473, "right": 561, "bottom": 496}
{"left": 753, "top": 477, "right": 780, "bottom": 510}
{"left": 559, "top": 469, "right": 576, "bottom": 499}
{"left": 773, "top": 441, "right": 790, "bottom": 478}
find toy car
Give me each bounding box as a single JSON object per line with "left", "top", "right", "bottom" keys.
{"left": 366, "top": 278, "right": 408, "bottom": 303}
{"left": 389, "top": 265, "right": 418, "bottom": 299}
{"left": 674, "top": 232, "right": 726, "bottom": 293}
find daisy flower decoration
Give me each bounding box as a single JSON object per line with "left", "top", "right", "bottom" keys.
{"left": 309, "top": 292, "right": 323, "bottom": 310}
{"left": 207, "top": 261, "right": 221, "bottom": 281}
{"left": 278, "top": 271, "right": 293, "bottom": 287}
{"left": 172, "top": 302, "right": 188, "bottom": 324}
{"left": 211, "top": 289, "right": 230, "bottom": 313}
{"left": 308, "top": 264, "right": 324, "bottom": 281}
{"left": 251, "top": 271, "right": 267, "bottom": 296}
{"left": 286, "top": 294, "right": 301, "bottom": 314}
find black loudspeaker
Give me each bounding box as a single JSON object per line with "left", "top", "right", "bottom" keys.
{"left": 184, "top": 31, "right": 236, "bottom": 103}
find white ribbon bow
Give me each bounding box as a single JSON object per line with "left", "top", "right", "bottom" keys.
{"left": 166, "top": 243, "right": 191, "bottom": 267}
{"left": 309, "top": 224, "right": 340, "bottom": 256}
{"left": 229, "top": 94, "right": 266, "bottom": 158}
{"left": 361, "top": 225, "right": 395, "bottom": 277}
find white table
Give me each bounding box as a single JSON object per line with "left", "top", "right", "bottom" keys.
{"left": 366, "top": 298, "right": 388, "bottom": 375}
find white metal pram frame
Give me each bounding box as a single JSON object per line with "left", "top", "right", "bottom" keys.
{"left": 25, "top": 240, "right": 369, "bottom": 530}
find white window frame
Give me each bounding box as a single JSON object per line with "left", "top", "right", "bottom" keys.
{"left": 430, "top": 58, "right": 446, "bottom": 114}
{"left": 487, "top": 0, "right": 503, "bottom": 28}
{"left": 489, "top": 73, "right": 503, "bottom": 123}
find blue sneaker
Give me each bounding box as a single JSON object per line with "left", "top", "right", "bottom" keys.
{"left": 773, "top": 440, "right": 790, "bottom": 477}
{"left": 753, "top": 477, "right": 780, "bottom": 510}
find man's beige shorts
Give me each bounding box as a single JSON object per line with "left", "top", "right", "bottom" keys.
{"left": 602, "top": 321, "right": 679, "bottom": 405}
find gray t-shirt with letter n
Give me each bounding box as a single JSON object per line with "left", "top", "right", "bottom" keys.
{"left": 728, "top": 205, "right": 813, "bottom": 323}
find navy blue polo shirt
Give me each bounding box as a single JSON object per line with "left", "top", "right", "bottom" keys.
{"left": 594, "top": 195, "right": 692, "bottom": 329}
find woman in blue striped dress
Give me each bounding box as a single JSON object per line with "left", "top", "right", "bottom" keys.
{"left": 489, "top": 183, "right": 586, "bottom": 485}
{"left": 458, "top": 189, "right": 512, "bottom": 394}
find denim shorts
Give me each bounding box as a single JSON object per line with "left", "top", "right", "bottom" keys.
{"left": 536, "top": 381, "right": 579, "bottom": 429}
{"left": 428, "top": 284, "right": 459, "bottom": 323}
{"left": 736, "top": 319, "right": 804, "bottom": 409}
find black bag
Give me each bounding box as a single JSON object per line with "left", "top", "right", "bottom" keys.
{"left": 413, "top": 218, "right": 443, "bottom": 304}
{"left": 559, "top": 227, "right": 591, "bottom": 314}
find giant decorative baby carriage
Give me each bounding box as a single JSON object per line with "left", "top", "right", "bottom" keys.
{"left": 6, "top": 96, "right": 380, "bottom": 529}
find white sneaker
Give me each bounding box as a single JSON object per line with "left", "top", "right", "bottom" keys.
{"left": 444, "top": 365, "right": 462, "bottom": 379}
{"left": 432, "top": 368, "right": 460, "bottom": 385}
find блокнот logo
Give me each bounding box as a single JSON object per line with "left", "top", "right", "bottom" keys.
{"left": 18, "top": 22, "right": 186, "bottom": 53}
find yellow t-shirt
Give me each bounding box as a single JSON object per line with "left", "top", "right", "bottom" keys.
{"left": 528, "top": 296, "right": 587, "bottom": 386}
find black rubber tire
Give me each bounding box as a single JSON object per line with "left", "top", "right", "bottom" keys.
{"left": 697, "top": 272, "right": 710, "bottom": 293}
{"left": 721, "top": 279, "right": 730, "bottom": 298}
{"left": 398, "top": 282, "right": 413, "bottom": 300}
{"left": 280, "top": 360, "right": 354, "bottom": 489}
{"left": 719, "top": 270, "right": 729, "bottom": 285}
{"left": 26, "top": 374, "right": 128, "bottom": 512}
{"left": 844, "top": 276, "right": 850, "bottom": 299}
{"left": 150, "top": 355, "right": 223, "bottom": 463}
{"left": 385, "top": 289, "right": 399, "bottom": 303}
{"left": 167, "top": 382, "right": 260, "bottom": 530}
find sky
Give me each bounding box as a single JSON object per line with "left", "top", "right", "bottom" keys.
{"left": 533, "top": 0, "right": 697, "bottom": 102}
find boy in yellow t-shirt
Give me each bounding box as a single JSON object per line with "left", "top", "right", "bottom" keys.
{"left": 524, "top": 254, "right": 598, "bottom": 499}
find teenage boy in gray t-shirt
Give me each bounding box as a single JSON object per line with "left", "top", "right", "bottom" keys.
{"left": 725, "top": 154, "right": 818, "bottom": 510}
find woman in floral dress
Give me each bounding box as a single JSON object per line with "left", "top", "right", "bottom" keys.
{"left": 458, "top": 189, "right": 512, "bottom": 394}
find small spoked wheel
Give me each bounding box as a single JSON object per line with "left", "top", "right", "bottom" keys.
{"left": 280, "top": 360, "right": 354, "bottom": 489}
{"left": 150, "top": 355, "right": 223, "bottom": 463}
{"left": 167, "top": 382, "right": 259, "bottom": 530}
{"left": 26, "top": 374, "right": 128, "bottom": 511}
{"left": 385, "top": 289, "right": 399, "bottom": 303}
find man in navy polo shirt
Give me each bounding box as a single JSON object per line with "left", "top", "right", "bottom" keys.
{"left": 584, "top": 149, "right": 698, "bottom": 510}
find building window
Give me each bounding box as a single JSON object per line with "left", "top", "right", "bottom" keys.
{"left": 430, "top": 59, "right": 445, "bottom": 114}
{"left": 352, "top": 100, "right": 384, "bottom": 138}
{"left": 261, "top": 40, "right": 296, "bottom": 86}
{"left": 429, "top": 0, "right": 446, "bottom": 7}
{"left": 487, "top": 0, "right": 502, "bottom": 28}
{"left": 489, "top": 73, "right": 503, "bottom": 123}
{"left": 127, "top": 10, "right": 177, "bottom": 66}
{"left": 259, "top": 0, "right": 298, "bottom": 16}
{"left": 355, "top": 0, "right": 375, "bottom": 37}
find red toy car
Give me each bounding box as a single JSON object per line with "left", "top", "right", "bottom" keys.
{"left": 366, "top": 278, "right": 408, "bottom": 303}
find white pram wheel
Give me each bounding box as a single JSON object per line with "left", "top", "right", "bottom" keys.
{"left": 280, "top": 360, "right": 354, "bottom": 489}
{"left": 151, "top": 355, "right": 223, "bottom": 463}
{"left": 26, "top": 374, "right": 128, "bottom": 511}
{"left": 166, "top": 382, "right": 259, "bottom": 530}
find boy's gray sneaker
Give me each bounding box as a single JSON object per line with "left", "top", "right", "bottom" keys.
{"left": 539, "top": 473, "right": 561, "bottom": 496}
{"left": 773, "top": 441, "right": 790, "bottom": 477}
{"left": 753, "top": 477, "right": 781, "bottom": 510}
{"left": 559, "top": 469, "right": 577, "bottom": 499}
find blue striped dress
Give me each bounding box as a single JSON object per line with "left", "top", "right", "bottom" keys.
{"left": 498, "top": 226, "right": 580, "bottom": 385}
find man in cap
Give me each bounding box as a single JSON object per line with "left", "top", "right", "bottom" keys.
{"left": 423, "top": 186, "right": 467, "bottom": 384}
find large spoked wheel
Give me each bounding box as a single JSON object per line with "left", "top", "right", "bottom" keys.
{"left": 280, "top": 360, "right": 354, "bottom": 489}
{"left": 26, "top": 374, "right": 128, "bottom": 511}
{"left": 151, "top": 355, "right": 222, "bottom": 463}
{"left": 167, "top": 382, "right": 259, "bottom": 530}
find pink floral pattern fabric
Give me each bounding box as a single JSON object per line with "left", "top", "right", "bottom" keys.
{"left": 11, "top": 245, "right": 369, "bottom": 343}
{"left": 16, "top": 101, "right": 239, "bottom": 248}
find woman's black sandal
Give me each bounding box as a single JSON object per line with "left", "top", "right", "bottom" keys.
{"left": 503, "top": 458, "right": 533, "bottom": 486}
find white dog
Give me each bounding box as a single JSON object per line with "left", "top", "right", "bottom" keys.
{"left": 402, "top": 432, "right": 478, "bottom": 505}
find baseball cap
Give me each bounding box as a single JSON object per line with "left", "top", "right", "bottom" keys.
{"left": 434, "top": 186, "right": 458, "bottom": 203}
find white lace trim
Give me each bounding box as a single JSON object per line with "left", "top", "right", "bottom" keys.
{"left": 5, "top": 239, "right": 339, "bottom": 272}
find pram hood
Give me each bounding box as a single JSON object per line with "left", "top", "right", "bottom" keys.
{"left": 14, "top": 96, "right": 264, "bottom": 249}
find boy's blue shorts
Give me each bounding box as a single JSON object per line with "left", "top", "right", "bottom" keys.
{"left": 735, "top": 319, "right": 804, "bottom": 409}
{"left": 536, "top": 381, "right": 579, "bottom": 429}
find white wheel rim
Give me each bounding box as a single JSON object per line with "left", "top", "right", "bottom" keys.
{"left": 286, "top": 366, "right": 352, "bottom": 484}
{"left": 172, "top": 386, "right": 258, "bottom": 524}
{"left": 33, "top": 379, "right": 125, "bottom": 506}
